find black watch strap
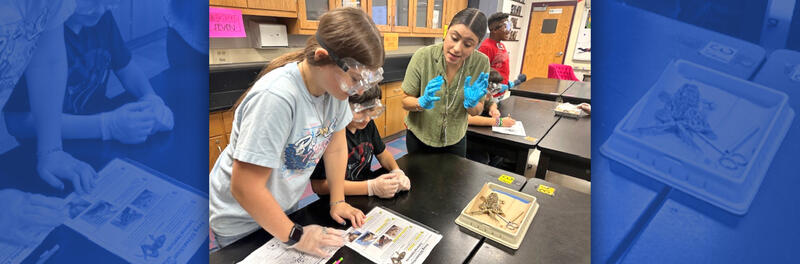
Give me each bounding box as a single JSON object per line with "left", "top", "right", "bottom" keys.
{"left": 286, "top": 223, "right": 303, "bottom": 246}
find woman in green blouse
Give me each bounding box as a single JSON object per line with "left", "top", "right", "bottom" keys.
{"left": 401, "top": 8, "right": 490, "bottom": 157}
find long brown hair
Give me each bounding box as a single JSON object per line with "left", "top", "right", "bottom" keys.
{"left": 231, "top": 7, "right": 384, "bottom": 110}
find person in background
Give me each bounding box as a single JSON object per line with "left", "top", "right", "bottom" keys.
{"left": 0, "top": 0, "right": 93, "bottom": 248}
{"left": 7, "top": 0, "right": 174, "bottom": 145}
{"left": 401, "top": 8, "right": 491, "bottom": 157}
{"left": 310, "top": 86, "right": 411, "bottom": 199}
{"left": 210, "top": 8, "right": 383, "bottom": 257}
{"left": 478, "top": 12, "right": 512, "bottom": 100}
{"left": 467, "top": 70, "right": 516, "bottom": 127}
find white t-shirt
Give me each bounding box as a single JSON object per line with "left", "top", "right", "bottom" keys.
{"left": 209, "top": 62, "right": 352, "bottom": 237}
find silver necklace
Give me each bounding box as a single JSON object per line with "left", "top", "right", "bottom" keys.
{"left": 441, "top": 57, "right": 467, "bottom": 141}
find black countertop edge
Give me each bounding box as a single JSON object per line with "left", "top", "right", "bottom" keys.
{"left": 210, "top": 77, "right": 406, "bottom": 113}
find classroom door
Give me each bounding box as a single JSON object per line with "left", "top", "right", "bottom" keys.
{"left": 521, "top": 4, "right": 575, "bottom": 79}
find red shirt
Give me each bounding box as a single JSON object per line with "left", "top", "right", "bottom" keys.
{"left": 478, "top": 38, "right": 510, "bottom": 85}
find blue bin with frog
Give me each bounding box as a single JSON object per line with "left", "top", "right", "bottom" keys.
{"left": 601, "top": 59, "right": 794, "bottom": 215}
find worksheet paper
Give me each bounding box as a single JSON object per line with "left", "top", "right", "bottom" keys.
{"left": 238, "top": 238, "right": 337, "bottom": 264}
{"left": 493, "top": 121, "right": 527, "bottom": 137}
{"left": 344, "top": 207, "right": 442, "bottom": 264}
{"left": 63, "top": 159, "right": 207, "bottom": 264}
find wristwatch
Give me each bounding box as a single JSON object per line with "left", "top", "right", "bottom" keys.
{"left": 286, "top": 223, "right": 303, "bottom": 246}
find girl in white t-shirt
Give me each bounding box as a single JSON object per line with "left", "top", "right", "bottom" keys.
{"left": 209, "top": 7, "right": 385, "bottom": 257}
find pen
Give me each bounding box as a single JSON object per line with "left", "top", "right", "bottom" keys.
{"left": 36, "top": 244, "right": 59, "bottom": 264}
{"left": 333, "top": 257, "right": 343, "bottom": 264}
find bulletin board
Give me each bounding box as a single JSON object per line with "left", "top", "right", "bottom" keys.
{"left": 573, "top": 8, "right": 591, "bottom": 61}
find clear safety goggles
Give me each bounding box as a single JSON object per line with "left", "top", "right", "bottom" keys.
{"left": 336, "top": 57, "right": 384, "bottom": 95}
{"left": 493, "top": 20, "right": 512, "bottom": 32}
{"left": 316, "top": 34, "right": 384, "bottom": 95}
{"left": 487, "top": 82, "right": 507, "bottom": 95}
{"left": 350, "top": 99, "right": 385, "bottom": 122}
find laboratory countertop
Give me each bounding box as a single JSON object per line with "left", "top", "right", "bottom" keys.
{"left": 210, "top": 153, "right": 528, "bottom": 264}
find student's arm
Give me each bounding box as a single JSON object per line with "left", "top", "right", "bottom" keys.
{"left": 26, "top": 26, "right": 97, "bottom": 194}
{"left": 323, "top": 130, "right": 365, "bottom": 227}
{"left": 376, "top": 150, "right": 400, "bottom": 171}
{"left": 467, "top": 115, "right": 496, "bottom": 126}
{"left": 26, "top": 26, "right": 66, "bottom": 158}
{"left": 467, "top": 101, "right": 484, "bottom": 116}
{"left": 116, "top": 61, "right": 157, "bottom": 98}
{"left": 309, "top": 179, "right": 369, "bottom": 196}
{"left": 230, "top": 160, "right": 295, "bottom": 242}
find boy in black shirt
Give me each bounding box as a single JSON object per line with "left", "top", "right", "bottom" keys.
{"left": 310, "top": 87, "right": 410, "bottom": 198}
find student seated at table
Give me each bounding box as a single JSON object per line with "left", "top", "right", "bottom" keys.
{"left": 467, "top": 70, "right": 516, "bottom": 127}
{"left": 6, "top": 0, "right": 174, "bottom": 145}
{"left": 309, "top": 87, "right": 411, "bottom": 199}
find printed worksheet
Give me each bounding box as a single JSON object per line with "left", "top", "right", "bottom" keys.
{"left": 63, "top": 159, "right": 208, "bottom": 264}
{"left": 493, "top": 121, "right": 527, "bottom": 137}
{"left": 344, "top": 207, "right": 442, "bottom": 264}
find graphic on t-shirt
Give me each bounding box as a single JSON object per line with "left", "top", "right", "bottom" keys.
{"left": 66, "top": 49, "right": 112, "bottom": 113}
{"left": 283, "top": 118, "right": 337, "bottom": 173}
{"left": 346, "top": 142, "right": 374, "bottom": 180}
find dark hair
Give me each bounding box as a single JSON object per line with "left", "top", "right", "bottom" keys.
{"left": 450, "top": 8, "right": 488, "bottom": 41}
{"left": 488, "top": 12, "right": 509, "bottom": 30}
{"left": 232, "top": 7, "right": 384, "bottom": 110}
{"left": 488, "top": 69, "right": 504, "bottom": 84}
{"left": 348, "top": 85, "right": 382, "bottom": 104}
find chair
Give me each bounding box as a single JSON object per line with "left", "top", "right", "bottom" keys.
{"left": 548, "top": 64, "right": 580, "bottom": 81}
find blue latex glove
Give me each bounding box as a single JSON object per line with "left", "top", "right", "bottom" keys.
{"left": 101, "top": 101, "right": 156, "bottom": 144}
{"left": 418, "top": 76, "right": 443, "bottom": 109}
{"left": 0, "top": 189, "right": 66, "bottom": 247}
{"left": 140, "top": 94, "right": 174, "bottom": 134}
{"left": 463, "top": 72, "right": 489, "bottom": 108}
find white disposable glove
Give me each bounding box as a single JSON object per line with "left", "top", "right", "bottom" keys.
{"left": 391, "top": 169, "right": 411, "bottom": 191}
{"left": 139, "top": 94, "right": 174, "bottom": 133}
{"left": 367, "top": 173, "right": 400, "bottom": 198}
{"left": 101, "top": 102, "right": 155, "bottom": 144}
{"left": 0, "top": 189, "right": 66, "bottom": 247}
{"left": 288, "top": 225, "right": 345, "bottom": 258}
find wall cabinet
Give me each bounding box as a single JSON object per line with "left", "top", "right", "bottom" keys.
{"left": 211, "top": 0, "right": 297, "bottom": 18}
{"left": 213, "top": 0, "right": 465, "bottom": 36}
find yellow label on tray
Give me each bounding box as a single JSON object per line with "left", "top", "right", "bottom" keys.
{"left": 537, "top": 185, "right": 556, "bottom": 196}
{"left": 498, "top": 174, "right": 514, "bottom": 184}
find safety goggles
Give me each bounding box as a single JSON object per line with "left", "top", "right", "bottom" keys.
{"left": 316, "top": 34, "right": 384, "bottom": 95}
{"left": 487, "top": 82, "right": 508, "bottom": 95}
{"left": 350, "top": 99, "right": 385, "bottom": 122}
{"left": 493, "top": 20, "right": 512, "bottom": 32}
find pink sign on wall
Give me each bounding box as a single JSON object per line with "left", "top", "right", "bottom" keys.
{"left": 209, "top": 7, "right": 246, "bottom": 38}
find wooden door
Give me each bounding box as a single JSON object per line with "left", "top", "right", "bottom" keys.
{"left": 521, "top": 4, "right": 576, "bottom": 79}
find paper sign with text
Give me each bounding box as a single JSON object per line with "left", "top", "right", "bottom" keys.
{"left": 210, "top": 7, "right": 246, "bottom": 38}
{"left": 384, "top": 33, "right": 399, "bottom": 51}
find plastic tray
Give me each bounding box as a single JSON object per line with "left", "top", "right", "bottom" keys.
{"left": 455, "top": 182, "right": 539, "bottom": 249}
{"left": 600, "top": 60, "right": 794, "bottom": 215}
